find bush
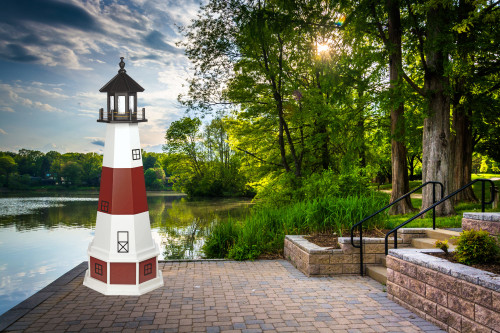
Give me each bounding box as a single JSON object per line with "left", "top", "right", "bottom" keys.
{"left": 253, "top": 168, "right": 371, "bottom": 207}
{"left": 454, "top": 229, "right": 500, "bottom": 265}
{"left": 435, "top": 240, "right": 449, "bottom": 255}
{"left": 8, "top": 174, "right": 31, "bottom": 190}
{"left": 202, "top": 219, "right": 241, "bottom": 258}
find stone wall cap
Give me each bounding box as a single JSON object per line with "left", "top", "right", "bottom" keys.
{"left": 338, "top": 237, "right": 402, "bottom": 244}
{"left": 398, "top": 228, "right": 431, "bottom": 233}
{"left": 463, "top": 212, "right": 500, "bottom": 222}
{"left": 285, "top": 235, "right": 335, "bottom": 254}
{"left": 388, "top": 248, "right": 500, "bottom": 292}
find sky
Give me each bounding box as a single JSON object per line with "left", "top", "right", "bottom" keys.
{"left": 0, "top": 0, "right": 202, "bottom": 154}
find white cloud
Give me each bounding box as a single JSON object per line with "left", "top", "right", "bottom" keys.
{"left": 0, "top": 129, "right": 6, "bottom": 135}
{"left": 0, "top": 82, "right": 66, "bottom": 113}
{"left": 0, "top": 106, "right": 14, "bottom": 112}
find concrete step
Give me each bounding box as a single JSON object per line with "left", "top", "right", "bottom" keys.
{"left": 412, "top": 237, "right": 457, "bottom": 250}
{"left": 366, "top": 265, "right": 387, "bottom": 285}
{"left": 425, "top": 229, "right": 460, "bottom": 244}
{"left": 412, "top": 237, "right": 437, "bottom": 249}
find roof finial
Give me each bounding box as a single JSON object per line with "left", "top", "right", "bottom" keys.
{"left": 118, "top": 57, "right": 126, "bottom": 73}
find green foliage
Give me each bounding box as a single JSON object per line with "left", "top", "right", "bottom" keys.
{"left": 7, "top": 174, "right": 31, "bottom": 190}
{"left": 80, "top": 153, "right": 102, "bottom": 186}
{"left": 145, "top": 167, "right": 166, "bottom": 190}
{"left": 61, "top": 161, "right": 83, "bottom": 186}
{"left": 435, "top": 239, "right": 449, "bottom": 254}
{"left": 203, "top": 191, "right": 389, "bottom": 260}
{"left": 0, "top": 155, "right": 17, "bottom": 186}
{"left": 202, "top": 219, "right": 241, "bottom": 258}
{"left": 164, "top": 117, "right": 250, "bottom": 198}
{"left": 254, "top": 168, "right": 371, "bottom": 207}
{"left": 454, "top": 229, "right": 500, "bottom": 265}
{"left": 0, "top": 150, "right": 168, "bottom": 191}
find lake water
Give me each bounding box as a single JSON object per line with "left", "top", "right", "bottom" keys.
{"left": 0, "top": 193, "right": 251, "bottom": 315}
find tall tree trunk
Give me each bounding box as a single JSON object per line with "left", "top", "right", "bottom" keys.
{"left": 450, "top": 0, "right": 476, "bottom": 203}
{"left": 451, "top": 104, "right": 476, "bottom": 202}
{"left": 387, "top": 0, "right": 414, "bottom": 214}
{"left": 421, "top": 4, "right": 454, "bottom": 216}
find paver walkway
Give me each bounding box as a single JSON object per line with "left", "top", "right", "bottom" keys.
{"left": 2, "top": 260, "right": 444, "bottom": 332}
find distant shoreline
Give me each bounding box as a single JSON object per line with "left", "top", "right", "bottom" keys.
{"left": 0, "top": 187, "right": 187, "bottom": 198}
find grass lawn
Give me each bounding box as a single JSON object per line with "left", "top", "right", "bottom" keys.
{"left": 381, "top": 174, "right": 500, "bottom": 230}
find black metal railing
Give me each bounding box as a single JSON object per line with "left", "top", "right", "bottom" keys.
{"left": 97, "top": 107, "right": 147, "bottom": 123}
{"left": 384, "top": 179, "right": 496, "bottom": 255}
{"left": 350, "top": 181, "right": 444, "bottom": 276}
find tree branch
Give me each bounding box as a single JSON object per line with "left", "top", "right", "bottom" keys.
{"left": 370, "top": 3, "right": 389, "bottom": 47}
{"left": 407, "top": 2, "right": 427, "bottom": 71}
{"left": 235, "top": 147, "right": 283, "bottom": 167}
{"left": 400, "top": 70, "right": 426, "bottom": 97}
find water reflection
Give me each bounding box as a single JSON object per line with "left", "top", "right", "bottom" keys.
{"left": 150, "top": 198, "right": 251, "bottom": 259}
{"left": 0, "top": 194, "right": 251, "bottom": 315}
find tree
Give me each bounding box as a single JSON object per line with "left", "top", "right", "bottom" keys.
{"left": 0, "top": 155, "right": 17, "bottom": 187}
{"left": 450, "top": 0, "right": 500, "bottom": 202}
{"left": 61, "top": 161, "right": 83, "bottom": 186}
{"left": 142, "top": 152, "right": 158, "bottom": 171}
{"left": 369, "top": 0, "right": 414, "bottom": 214}
{"left": 164, "top": 116, "right": 248, "bottom": 197}
{"left": 16, "top": 149, "right": 44, "bottom": 177}
{"left": 144, "top": 167, "right": 166, "bottom": 190}
{"left": 80, "top": 153, "right": 102, "bottom": 186}
{"left": 164, "top": 117, "right": 204, "bottom": 177}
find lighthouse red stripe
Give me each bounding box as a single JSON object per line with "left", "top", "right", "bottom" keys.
{"left": 98, "top": 166, "right": 148, "bottom": 215}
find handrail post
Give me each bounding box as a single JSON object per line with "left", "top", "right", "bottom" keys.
{"left": 492, "top": 185, "right": 497, "bottom": 209}
{"left": 359, "top": 226, "right": 363, "bottom": 276}
{"left": 394, "top": 230, "right": 397, "bottom": 249}
{"left": 432, "top": 183, "right": 436, "bottom": 230}
{"left": 481, "top": 180, "right": 485, "bottom": 212}
{"left": 385, "top": 234, "right": 388, "bottom": 255}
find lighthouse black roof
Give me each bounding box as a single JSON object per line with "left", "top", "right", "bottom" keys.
{"left": 99, "top": 57, "right": 145, "bottom": 93}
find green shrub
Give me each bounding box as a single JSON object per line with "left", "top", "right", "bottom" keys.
{"left": 228, "top": 244, "right": 260, "bottom": 261}
{"left": 253, "top": 168, "right": 371, "bottom": 207}
{"left": 454, "top": 229, "right": 500, "bottom": 265}
{"left": 435, "top": 239, "right": 449, "bottom": 255}
{"left": 202, "top": 219, "right": 241, "bottom": 258}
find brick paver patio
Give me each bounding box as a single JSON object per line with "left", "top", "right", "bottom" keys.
{"left": 1, "top": 260, "right": 444, "bottom": 332}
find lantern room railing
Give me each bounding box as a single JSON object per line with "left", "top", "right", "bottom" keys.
{"left": 97, "top": 108, "right": 147, "bottom": 123}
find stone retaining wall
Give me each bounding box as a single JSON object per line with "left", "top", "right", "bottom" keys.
{"left": 386, "top": 248, "right": 500, "bottom": 332}
{"left": 284, "top": 228, "right": 427, "bottom": 276}
{"left": 462, "top": 212, "right": 500, "bottom": 236}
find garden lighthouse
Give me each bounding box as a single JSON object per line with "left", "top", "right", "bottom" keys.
{"left": 83, "top": 57, "right": 163, "bottom": 295}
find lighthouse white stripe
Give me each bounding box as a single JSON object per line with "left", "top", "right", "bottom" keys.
{"left": 103, "top": 123, "right": 143, "bottom": 168}
{"left": 88, "top": 211, "right": 160, "bottom": 262}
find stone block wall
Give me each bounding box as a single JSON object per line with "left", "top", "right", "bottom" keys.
{"left": 462, "top": 212, "right": 500, "bottom": 236}
{"left": 284, "top": 229, "right": 427, "bottom": 276}
{"left": 387, "top": 248, "right": 500, "bottom": 333}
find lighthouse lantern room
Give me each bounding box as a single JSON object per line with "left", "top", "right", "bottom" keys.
{"left": 83, "top": 57, "right": 163, "bottom": 295}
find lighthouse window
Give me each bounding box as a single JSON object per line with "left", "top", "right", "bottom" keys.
{"left": 132, "top": 149, "right": 141, "bottom": 160}
{"left": 117, "top": 231, "right": 129, "bottom": 253}
{"left": 95, "top": 263, "right": 103, "bottom": 276}
{"left": 129, "top": 95, "right": 135, "bottom": 112}
{"left": 100, "top": 200, "right": 109, "bottom": 212}
{"left": 144, "top": 263, "right": 152, "bottom": 276}
{"left": 117, "top": 95, "right": 126, "bottom": 114}
{"left": 109, "top": 96, "right": 114, "bottom": 111}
